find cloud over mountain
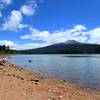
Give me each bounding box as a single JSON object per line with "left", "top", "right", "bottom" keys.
{"left": 21, "top": 25, "right": 100, "bottom": 46}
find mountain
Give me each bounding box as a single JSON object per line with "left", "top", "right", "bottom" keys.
{"left": 17, "top": 40, "right": 100, "bottom": 54}
{"left": 64, "top": 40, "right": 80, "bottom": 44}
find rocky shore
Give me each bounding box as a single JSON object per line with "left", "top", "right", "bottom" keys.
{"left": 0, "top": 59, "right": 100, "bottom": 100}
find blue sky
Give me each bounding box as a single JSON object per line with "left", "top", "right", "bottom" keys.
{"left": 0, "top": 0, "right": 100, "bottom": 50}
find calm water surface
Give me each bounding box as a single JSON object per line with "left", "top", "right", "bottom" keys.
{"left": 9, "top": 54, "right": 100, "bottom": 90}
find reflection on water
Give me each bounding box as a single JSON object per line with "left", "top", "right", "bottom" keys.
{"left": 64, "top": 55, "right": 100, "bottom": 58}
{"left": 9, "top": 54, "right": 100, "bottom": 91}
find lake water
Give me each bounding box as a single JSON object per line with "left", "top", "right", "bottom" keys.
{"left": 9, "top": 54, "right": 100, "bottom": 91}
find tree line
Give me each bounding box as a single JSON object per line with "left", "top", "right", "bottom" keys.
{"left": 0, "top": 45, "right": 16, "bottom": 54}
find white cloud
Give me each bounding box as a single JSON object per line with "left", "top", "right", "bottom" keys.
{"left": 12, "top": 43, "right": 47, "bottom": 50}
{"left": 88, "top": 28, "right": 100, "bottom": 44}
{"left": 21, "top": 28, "right": 49, "bottom": 41}
{"left": 2, "top": 0, "right": 37, "bottom": 31}
{"left": 2, "top": 10, "right": 28, "bottom": 31}
{"left": 1, "top": 0, "right": 12, "bottom": 5}
{"left": 0, "top": 40, "right": 14, "bottom": 46}
{"left": 0, "top": 40, "right": 47, "bottom": 50}
{"left": 21, "top": 25, "right": 88, "bottom": 44}
{"left": 71, "top": 24, "right": 86, "bottom": 32}
{"left": 20, "top": 5, "right": 36, "bottom": 16}
{"left": 1, "top": 25, "right": 100, "bottom": 50}
{"left": 21, "top": 25, "right": 100, "bottom": 45}
{"left": 0, "top": 0, "right": 12, "bottom": 17}
{"left": 20, "top": 0, "right": 37, "bottom": 16}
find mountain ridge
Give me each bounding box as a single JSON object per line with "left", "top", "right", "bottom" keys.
{"left": 17, "top": 40, "right": 100, "bottom": 54}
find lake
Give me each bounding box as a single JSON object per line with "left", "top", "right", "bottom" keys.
{"left": 9, "top": 54, "right": 100, "bottom": 91}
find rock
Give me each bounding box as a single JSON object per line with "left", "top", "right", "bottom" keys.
{"left": 30, "top": 79, "right": 34, "bottom": 81}
{"left": 58, "top": 95, "right": 63, "bottom": 99}
{"left": 12, "top": 74, "right": 16, "bottom": 77}
{"left": 2, "top": 60, "right": 6, "bottom": 63}
{"left": 35, "top": 83, "right": 38, "bottom": 85}
{"left": 0, "top": 61, "right": 5, "bottom": 66}
{"left": 30, "top": 78, "right": 39, "bottom": 82}
{"left": 16, "top": 75, "right": 21, "bottom": 79}
{"left": 28, "top": 60, "right": 32, "bottom": 62}
{"left": 16, "top": 75, "right": 24, "bottom": 80}
{"left": 34, "top": 78, "right": 39, "bottom": 82}
{"left": 0, "top": 61, "right": 3, "bottom": 65}
{"left": 6, "top": 73, "right": 12, "bottom": 76}
{"left": 20, "top": 77, "right": 24, "bottom": 80}
{"left": 63, "top": 80, "right": 66, "bottom": 82}
{"left": 0, "top": 59, "right": 6, "bottom": 66}
{"left": 50, "top": 96, "right": 56, "bottom": 100}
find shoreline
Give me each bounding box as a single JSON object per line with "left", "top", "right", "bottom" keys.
{"left": 0, "top": 59, "right": 100, "bottom": 100}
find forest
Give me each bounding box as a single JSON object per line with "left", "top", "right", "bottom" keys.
{"left": 0, "top": 45, "right": 15, "bottom": 54}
